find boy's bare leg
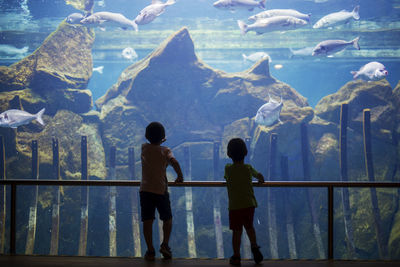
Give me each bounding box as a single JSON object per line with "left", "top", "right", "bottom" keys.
{"left": 232, "top": 229, "right": 243, "bottom": 257}
{"left": 162, "top": 218, "right": 172, "bottom": 245}
{"left": 143, "top": 219, "right": 155, "bottom": 252}
{"left": 245, "top": 226, "right": 257, "bottom": 247}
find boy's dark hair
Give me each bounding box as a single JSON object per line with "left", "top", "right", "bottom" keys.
{"left": 145, "top": 122, "right": 165, "bottom": 144}
{"left": 227, "top": 138, "right": 248, "bottom": 162}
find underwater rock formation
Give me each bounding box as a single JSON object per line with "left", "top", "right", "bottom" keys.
{"left": 97, "top": 27, "right": 310, "bottom": 164}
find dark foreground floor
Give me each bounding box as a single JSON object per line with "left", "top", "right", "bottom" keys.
{"left": 1, "top": 256, "right": 399, "bottom": 267}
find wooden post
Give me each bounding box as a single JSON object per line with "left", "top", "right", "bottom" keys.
{"left": 267, "top": 134, "right": 279, "bottom": 259}
{"left": 339, "top": 104, "right": 356, "bottom": 258}
{"left": 301, "top": 123, "right": 325, "bottom": 259}
{"left": 25, "top": 140, "right": 39, "bottom": 254}
{"left": 212, "top": 141, "right": 224, "bottom": 258}
{"left": 183, "top": 145, "right": 197, "bottom": 258}
{"left": 78, "top": 136, "right": 89, "bottom": 256}
{"left": 128, "top": 147, "right": 141, "bottom": 257}
{"left": 363, "top": 109, "right": 387, "bottom": 258}
{"left": 241, "top": 138, "right": 252, "bottom": 259}
{"left": 108, "top": 146, "right": 117, "bottom": 256}
{"left": 280, "top": 156, "right": 297, "bottom": 259}
{"left": 0, "top": 136, "right": 5, "bottom": 253}
{"left": 50, "top": 138, "right": 60, "bottom": 255}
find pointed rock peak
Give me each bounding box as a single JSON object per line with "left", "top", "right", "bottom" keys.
{"left": 151, "top": 27, "right": 197, "bottom": 63}
{"left": 247, "top": 57, "right": 271, "bottom": 77}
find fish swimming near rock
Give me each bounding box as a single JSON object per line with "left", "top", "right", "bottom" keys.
{"left": 213, "top": 0, "right": 266, "bottom": 11}
{"left": 134, "top": 0, "right": 176, "bottom": 27}
{"left": 312, "top": 37, "right": 360, "bottom": 56}
{"left": 80, "top": 11, "right": 138, "bottom": 31}
{"left": 121, "top": 47, "right": 138, "bottom": 60}
{"left": 0, "top": 108, "right": 45, "bottom": 129}
{"left": 238, "top": 16, "right": 307, "bottom": 35}
{"left": 242, "top": 52, "right": 271, "bottom": 62}
{"left": 0, "top": 45, "right": 29, "bottom": 55}
{"left": 313, "top": 5, "right": 360, "bottom": 29}
{"left": 93, "top": 66, "right": 104, "bottom": 74}
{"left": 351, "top": 61, "right": 388, "bottom": 81}
{"left": 254, "top": 94, "right": 283, "bottom": 126}
{"left": 66, "top": 13, "right": 85, "bottom": 24}
{"left": 249, "top": 9, "right": 311, "bottom": 22}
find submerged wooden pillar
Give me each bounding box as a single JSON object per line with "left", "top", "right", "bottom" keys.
{"left": 183, "top": 145, "right": 197, "bottom": 258}
{"left": 50, "top": 138, "right": 60, "bottom": 255}
{"left": 363, "top": 109, "right": 387, "bottom": 259}
{"left": 25, "top": 140, "right": 39, "bottom": 254}
{"left": 339, "top": 104, "right": 356, "bottom": 258}
{"left": 109, "top": 146, "right": 117, "bottom": 256}
{"left": 78, "top": 136, "right": 89, "bottom": 256}
{"left": 0, "top": 136, "right": 5, "bottom": 253}
{"left": 212, "top": 141, "right": 224, "bottom": 258}
{"left": 301, "top": 123, "right": 325, "bottom": 259}
{"left": 280, "top": 156, "right": 297, "bottom": 259}
{"left": 267, "top": 134, "right": 278, "bottom": 259}
{"left": 128, "top": 147, "right": 141, "bottom": 257}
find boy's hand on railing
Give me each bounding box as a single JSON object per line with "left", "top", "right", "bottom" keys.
{"left": 175, "top": 176, "right": 184, "bottom": 183}
{"left": 257, "top": 173, "right": 264, "bottom": 184}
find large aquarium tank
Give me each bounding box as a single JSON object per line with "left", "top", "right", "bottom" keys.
{"left": 0, "top": 0, "right": 399, "bottom": 261}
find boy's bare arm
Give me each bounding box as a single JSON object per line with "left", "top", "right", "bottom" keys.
{"left": 170, "top": 158, "right": 184, "bottom": 182}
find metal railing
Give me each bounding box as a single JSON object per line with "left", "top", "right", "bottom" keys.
{"left": 1, "top": 179, "right": 399, "bottom": 259}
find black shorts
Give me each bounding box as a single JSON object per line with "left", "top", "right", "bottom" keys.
{"left": 140, "top": 191, "right": 172, "bottom": 222}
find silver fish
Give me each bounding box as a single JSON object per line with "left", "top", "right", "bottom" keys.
{"left": 80, "top": 11, "right": 138, "bottom": 31}
{"left": 289, "top": 46, "right": 314, "bottom": 58}
{"left": 213, "top": 0, "right": 265, "bottom": 11}
{"left": 351, "top": 62, "right": 388, "bottom": 81}
{"left": 134, "top": 0, "right": 176, "bottom": 26}
{"left": 242, "top": 52, "right": 271, "bottom": 62}
{"left": 238, "top": 16, "right": 307, "bottom": 35}
{"left": 255, "top": 95, "right": 283, "bottom": 126}
{"left": 313, "top": 5, "right": 360, "bottom": 29}
{"left": 249, "top": 9, "right": 311, "bottom": 22}
{"left": 93, "top": 66, "right": 104, "bottom": 74}
{"left": 66, "top": 13, "right": 85, "bottom": 24}
{"left": 0, "top": 45, "right": 28, "bottom": 55}
{"left": 121, "top": 47, "right": 138, "bottom": 60}
{"left": 312, "top": 37, "right": 360, "bottom": 56}
{"left": 0, "top": 108, "right": 45, "bottom": 129}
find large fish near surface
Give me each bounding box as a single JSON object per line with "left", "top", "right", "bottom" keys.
{"left": 254, "top": 95, "right": 283, "bottom": 126}
{"left": 213, "top": 0, "right": 266, "bottom": 11}
{"left": 249, "top": 9, "right": 311, "bottom": 22}
{"left": 238, "top": 16, "right": 307, "bottom": 35}
{"left": 351, "top": 62, "right": 388, "bottom": 81}
{"left": 313, "top": 5, "right": 360, "bottom": 29}
{"left": 0, "top": 108, "right": 45, "bottom": 129}
{"left": 80, "top": 11, "right": 138, "bottom": 31}
{"left": 312, "top": 37, "right": 360, "bottom": 56}
{"left": 134, "top": 0, "right": 176, "bottom": 26}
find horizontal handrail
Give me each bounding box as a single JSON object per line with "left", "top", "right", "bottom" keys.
{"left": 1, "top": 179, "right": 400, "bottom": 188}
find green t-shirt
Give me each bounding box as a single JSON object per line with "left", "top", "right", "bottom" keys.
{"left": 224, "top": 163, "right": 260, "bottom": 210}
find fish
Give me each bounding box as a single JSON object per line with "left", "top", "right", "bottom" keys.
{"left": 121, "top": 47, "right": 138, "bottom": 60}
{"left": 134, "top": 0, "right": 176, "bottom": 26}
{"left": 351, "top": 61, "right": 388, "bottom": 81}
{"left": 312, "top": 37, "right": 360, "bottom": 56}
{"left": 213, "top": 0, "right": 266, "bottom": 11}
{"left": 66, "top": 13, "right": 85, "bottom": 24}
{"left": 274, "top": 64, "right": 283, "bottom": 70}
{"left": 313, "top": 5, "right": 360, "bottom": 29}
{"left": 80, "top": 11, "right": 138, "bottom": 31}
{"left": 289, "top": 46, "right": 314, "bottom": 58}
{"left": 93, "top": 66, "right": 104, "bottom": 74}
{"left": 242, "top": 52, "right": 271, "bottom": 62}
{"left": 254, "top": 94, "right": 283, "bottom": 126}
{"left": 249, "top": 9, "right": 311, "bottom": 22}
{"left": 0, "top": 45, "right": 28, "bottom": 55}
{"left": 0, "top": 108, "right": 45, "bottom": 129}
{"left": 238, "top": 16, "right": 307, "bottom": 35}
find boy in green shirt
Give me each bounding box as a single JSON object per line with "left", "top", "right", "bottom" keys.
{"left": 224, "top": 138, "right": 264, "bottom": 265}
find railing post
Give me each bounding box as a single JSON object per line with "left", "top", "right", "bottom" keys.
{"left": 78, "top": 136, "right": 88, "bottom": 256}
{"left": 25, "top": 140, "right": 39, "bottom": 254}
{"left": 328, "top": 185, "right": 334, "bottom": 260}
{"left": 267, "top": 133, "right": 278, "bottom": 259}
{"left": 10, "top": 183, "right": 16, "bottom": 255}
{"left": 128, "top": 147, "right": 141, "bottom": 257}
{"left": 212, "top": 141, "right": 224, "bottom": 258}
{"left": 108, "top": 146, "right": 117, "bottom": 257}
{"left": 50, "top": 138, "right": 60, "bottom": 255}
{"left": 0, "top": 136, "right": 5, "bottom": 254}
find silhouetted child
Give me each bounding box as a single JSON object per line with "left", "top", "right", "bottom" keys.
{"left": 224, "top": 138, "right": 264, "bottom": 265}
{"left": 140, "top": 122, "right": 184, "bottom": 261}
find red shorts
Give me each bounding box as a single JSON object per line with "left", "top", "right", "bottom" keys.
{"left": 229, "top": 207, "right": 255, "bottom": 230}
